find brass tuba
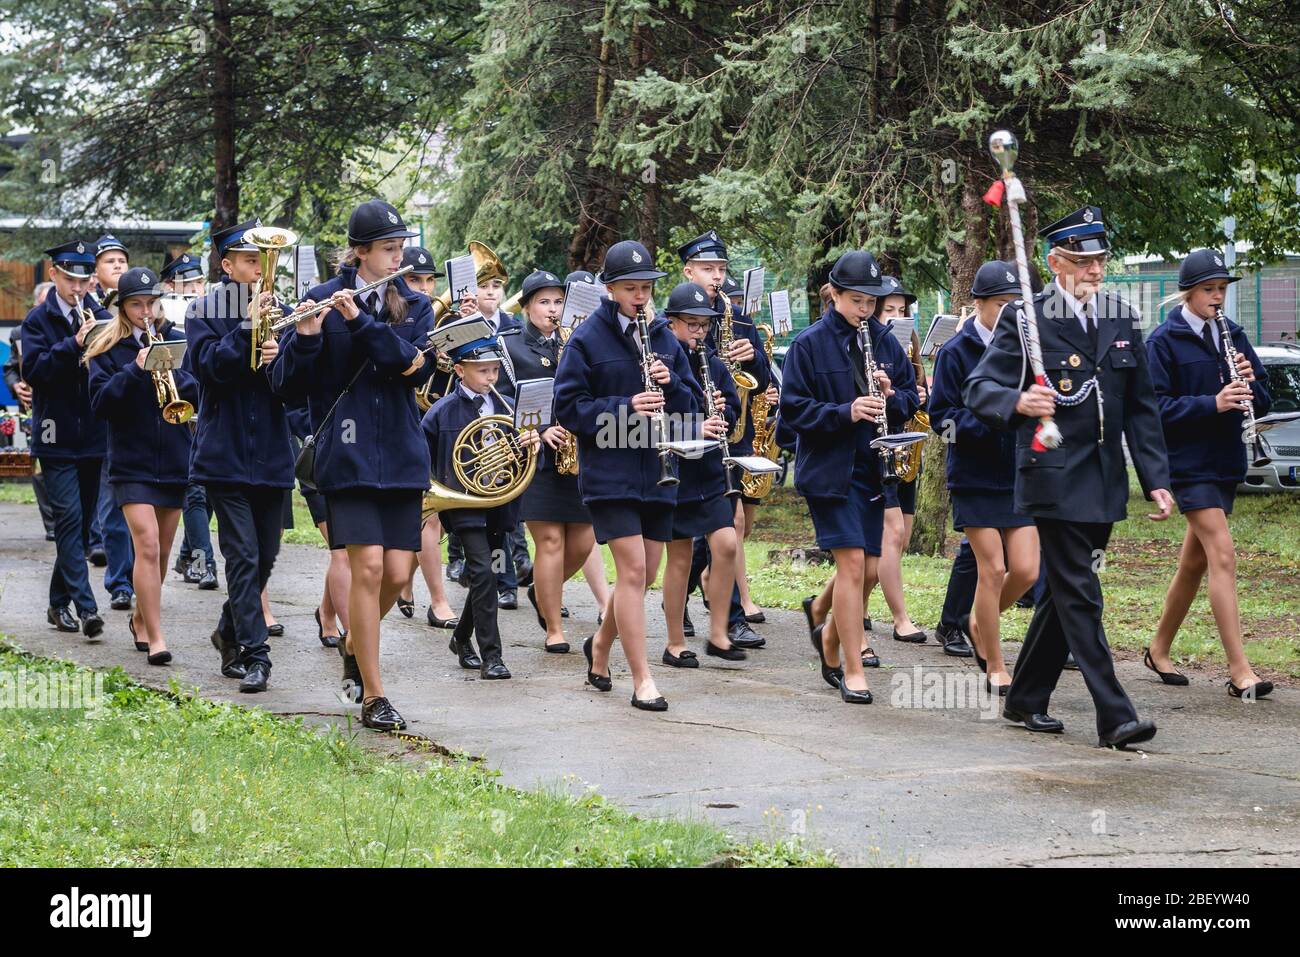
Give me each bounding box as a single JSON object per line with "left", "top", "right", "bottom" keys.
{"left": 247, "top": 226, "right": 299, "bottom": 369}
{"left": 422, "top": 387, "right": 539, "bottom": 516}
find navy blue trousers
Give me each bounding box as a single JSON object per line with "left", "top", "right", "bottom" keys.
{"left": 938, "top": 537, "right": 978, "bottom": 630}
{"left": 178, "top": 483, "right": 215, "bottom": 571}
{"left": 208, "top": 483, "right": 283, "bottom": 669}
{"left": 41, "top": 457, "right": 102, "bottom": 615}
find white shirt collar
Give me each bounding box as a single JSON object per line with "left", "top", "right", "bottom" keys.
{"left": 355, "top": 273, "right": 387, "bottom": 310}
{"left": 1053, "top": 278, "right": 1097, "bottom": 333}
{"left": 974, "top": 318, "right": 995, "bottom": 346}
{"left": 55, "top": 293, "right": 79, "bottom": 321}
{"left": 458, "top": 383, "right": 490, "bottom": 407}
{"left": 1181, "top": 306, "right": 1216, "bottom": 343}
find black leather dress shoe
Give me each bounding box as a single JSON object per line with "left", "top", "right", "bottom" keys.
{"left": 172, "top": 552, "right": 188, "bottom": 577}
{"left": 339, "top": 643, "right": 363, "bottom": 702}
{"left": 705, "top": 642, "right": 747, "bottom": 662}
{"left": 480, "top": 658, "right": 512, "bottom": 680}
{"left": 1098, "top": 718, "right": 1158, "bottom": 749}
{"left": 396, "top": 597, "right": 415, "bottom": 618}
{"left": 239, "top": 663, "right": 270, "bottom": 693}
{"left": 448, "top": 636, "right": 481, "bottom": 670}
{"left": 81, "top": 613, "right": 104, "bottom": 639}
{"left": 583, "top": 636, "right": 612, "bottom": 692}
{"left": 446, "top": 558, "right": 466, "bottom": 585}
{"left": 110, "top": 590, "right": 133, "bottom": 610}
{"left": 48, "top": 605, "right": 79, "bottom": 632}
{"left": 183, "top": 559, "right": 203, "bottom": 584}
{"left": 362, "top": 696, "right": 407, "bottom": 731}
{"left": 426, "top": 607, "right": 459, "bottom": 629}
{"left": 1002, "top": 706, "right": 1064, "bottom": 733}
{"left": 935, "top": 623, "right": 973, "bottom": 657}
{"left": 662, "top": 647, "right": 700, "bottom": 668}
{"left": 497, "top": 589, "right": 518, "bottom": 610}
{"left": 89, "top": 547, "right": 107, "bottom": 567}
{"left": 198, "top": 563, "right": 219, "bottom": 590}
{"left": 211, "top": 630, "right": 247, "bottom": 679}
{"left": 892, "top": 627, "right": 926, "bottom": 643}
{"left": 728, "top": 621, "right": 765, "bottom": 648}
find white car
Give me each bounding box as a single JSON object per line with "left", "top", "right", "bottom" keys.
{"left": 1241, "top": 344, "right": 1300, "bottom": 493}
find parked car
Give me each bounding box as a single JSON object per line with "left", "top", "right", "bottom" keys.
{"left": 1240, "top": 345, "right": 1300, "bottom": 493}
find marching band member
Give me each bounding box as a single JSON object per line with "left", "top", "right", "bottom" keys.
{"left": 965, "top": 205, "right": 1174, "bottom": 748}
{"left": 92, "top": 233, "right": 136, "bottom": 613}
{"left": 553, "top": 240, "right": 697, "bottom": 711}
{"left": 661, "top": 282, "right": 746, "bottom": 665}
{"left": 161, "top": 251, "right": 218, "bottom": 590}
{"left": 678, "top": 231, "right": 770, "bottom": 649}
{"left": 1145, "top": 249, "right": 1273, "bottom": 699}
{"left": 869, "top": 276, "right": 927, "bottom": 644}
{"left": 499, "top": 269, "right": 594, "bottom": 653}
{"left": 21, "top": 239, "right": 111, "bottom": 639}
{"left": 86, "top": 266, "right": 198, "bottom": 666}
{"left": 273, "top": 199, "right": 435, "bottom": 731}
{"left": 394, "top": 246, "right": 458, "bottom": 629}
{"left": 185, "top": 219, "right": 295, "bottom": 694}
{"left": 423, "top": 329, "right": 540, "bottom": 680}
{"left": 929, "top": 262, "right": 1038, "bottom": 694}
{"left": 781, "top": 251, "right": 918, "bottom": 703}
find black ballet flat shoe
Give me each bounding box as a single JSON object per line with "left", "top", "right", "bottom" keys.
{"left": 561, "top": 605, "right": 570, "bottom": 618}
{"left": 527, "top": 584, "right": 547, "bottom": 631}
{"left": 863, "top": 617, "right": 873, "bottom": 632}
{"left": 862, "top": 647, "right": 880, "bottom": 669}
{"left": 1002, "top": 706, "right": 1064, "bottom": 734}
{"left": 339, "top": 644, "right": 363, "bottom": 702}
{"left": 801, "top": 595, "right": 818, "bottom": 638}
{"left": 662, "top": 647, "right": 700, "bottom": 668}
{"left": 128, "top": 617, "right": 148, "bottom": 653}
{"left": 631, "top": 692, "right": 668, "bottom": 712}
{"left": 839, "top": 680, "right": 873, "bottom": 704}
{"left": 706, "top": 642, "right": 747, "bottom": 662}
{"left": 1142, "top": 647, "right": 1188, "bottom": 686}
{"left": 147, "top": 649, "right": 172, "bottom": 666}
{"left": 892, "top": 628, "right": 927, "bottom": 643}
{"left": 396, "top": 597, "right": 415, "bottom": 618}
{"left": 448, "top": 636, "right": 482, "bottom": 670}
{"left": 1227, "top": 679, "right": 1273, "bottom": 700}
{"left": 1098, "top": 718, "right": 1158, "bottom": 749}
{"left": 745, "top": 610, "right": 766, "bottom": 624}
{"left": 962, "top": 615, "right": 987, "bottom": 673}
{"left": 48, "top": 605, "right": 79, "bottom": 633}
{"left": 583, "top": 636, "right": 612, "bottom": 692}
{"left": 985, "top": 677, "right": 1010, "bottom": 697}
{"left": 810, "top": 624, "right": 844, "bottom": 690}
{"left": 315, "top": 609, "right": 341, "bottom": 648}
{"left": 426, "top": 608, "right": 459, "bottom": 629}
{"left": 362, "top": 696, "right": 407, "bottom": 732}
{"left": 545, "top": 638, "right": 570, "bottom": 654}
{"left": 266, "top": 622, "right": 284, "bottom": 638}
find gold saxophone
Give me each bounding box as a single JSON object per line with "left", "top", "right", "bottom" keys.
{"left": 894, "top": 337, "right": 928, "bottom": 484}
{"left": 715, "top": 287, "right": 757, "bottom": 443}
{"left": 740, "top": 323, "right": 779, "bottom": 499}
{"left": 554, "top": 322, "right": 580, "bottom": 475}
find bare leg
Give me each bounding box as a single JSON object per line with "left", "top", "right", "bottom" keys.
{"left": 260, "top": 586, "right": 278, "bottom": 629}
{"left": 1187, "top": 508, "right": 1260, "bottom": 687}
{"left": 828, "top": 548, "right": 870, "bottom": 692}
{"left": 528, "top": 520, "right": 569, "bottom": 647}
{"left": 124, "top": 504, "right": 179, "bottom": 654}
{"left": 705, "top": 524, "right": 739, "bottom": 649}
{"left": 594, "top": 535, "right": 663, "bottom": 700}
{"left": 736, "top": 501, "right": 761, "bottom": 616}
{"left": 346, "top": 544, "right": 386, "bottom": 700}
{"left": 874, "top": 508, "right": 918, "bottom": 634}
{"left": 417, "top": 516, "right": 455, "bottom": 621}
{"left": 582, "top": 542, "right": 610, "bottom": 609}
{"left": 1150, "top": 523, "right": 1207, "bottom": 670}
{"left": 662, "top": 539, "right": 693, "bottom": 655}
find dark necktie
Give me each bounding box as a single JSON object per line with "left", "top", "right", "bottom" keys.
{"left": 367, "top": 292, "right": 382, "bottom": 317}
{"left": 848, "top": 333, "right": 869, "bottom": 397}
{"left": 1085, "top": 303, "right": 1098, "bottom": 353}
{"left": 1201, "top": 321, "right": 1217, "bottom": 355}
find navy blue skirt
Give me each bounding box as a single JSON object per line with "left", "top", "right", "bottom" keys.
{"left": 113, "top": 481, "right": 186, "bottom": 510}
{"left": 951, "top": 490, "right": 1032, "bottom": 531}
{"left": 302, "top": 487, "right": 328, "bottom": 526}
{"left": 883, "top": 479, "right": 917, "bottom": 515}
{"left": 1173, "top": 481, "right": 1237, "bottom": 515}
{"left": 588, "top": 499, "right": 674, "bottom": 544}
{"left": 520, "top": 467, "right": 592, "bottom": 525}
{"left": 672, "top": 495, "right": 735, "bottom": 540}
{"left": 325, "top": 489, "right": 422, "bottom": 551}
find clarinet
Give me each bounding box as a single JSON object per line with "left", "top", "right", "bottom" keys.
{"left": 693, "top": 343, "right": 738, "bottom": 497}
{"left": 859, "top": 323, "right": 900, "bottom": 487}
{"left": 636, "top": 305, "right": 679, "bottom": 487}
{"left": 1214, "top": 307, "right": 1270, "bottom": 468}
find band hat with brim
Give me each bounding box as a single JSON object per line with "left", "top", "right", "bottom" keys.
{"left": 348, "top": 199, "right": 419, "bottom": 245}
{"left": 971, "top": 260, "right": 1021, "bottom": 298}
{"left": 828, "top": 250, "right": 890, "bottom": 297}
{"left": 116, "top": 266, "right": 163, "bottom": 301}
{"left": 94, "top": 233, "right": 129, "bottom": 259}
{"left": 599, "top": 240, "right": 667, "bottom": 284}
{"left": 212, "top": 219, "right": 263, "bottom": 256}
{"left": 878, "top": 275, "right": 917, "bottom": 309}
{"left": 1178, "top": 248, "right": 1241, "bottom": 290}
{"left": 677, "top": 230, "right": 728, "bottom": 264}
{"left": 160, "top": 252, "right": 203, "bottom": 283}
{"left": 721, "top": 274, "right": 742, "bottom": 297}
{"left": 565, "top": 270, "right": 598, "bottom": 285}
{"left": 519, "top": 269, "right": 565, "bottom": 305}
{"left": 450, "top": 337, "right": 506, "bottom": 364}
{"left": 665, "top": 281, "right": 719, "bottom": 318}
{"left": 45, "top": 240, "right": 97, "bottom": 278}
{"left": 1040, "top": 205, "right": 1109, "bottom": 256}
{"left": 401, "top": 246, "right": 444, "bottom": 277}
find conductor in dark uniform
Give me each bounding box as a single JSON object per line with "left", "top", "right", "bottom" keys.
{"left": 964, "top": 205, "right": 1175, "bottom": 749}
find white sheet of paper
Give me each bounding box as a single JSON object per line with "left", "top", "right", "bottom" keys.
{"left": 742, "top": 266, "right": 765, "bottom": 317}
{"left": 295, "top": 245, "right": 318, "bottom": 298}
{"left": 888, "top": 317, "right": 915, "bottom": 355}
{"left": 560, "top": 280, "right": 603, "bottom": 329}
{"left": 920, "top": 314, "right": 961, "bottom": 357}
{"left": 768, "top": 290, "right": 792, "bottom": 335}
{"left": 726, "top": 454, "right": 782, "bottom": 474}
{"left": 445, "top": 254, "right": 478, "bottom": 305}
{"left": 143, "top": 340, "right": 187, "bottom": 372}
{"left": 513, "top": 377, "right": 554, "bottom": 431}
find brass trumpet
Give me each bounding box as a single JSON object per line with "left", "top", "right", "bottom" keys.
{"left": 143, "top": 318, "right": 194, "bottom": 425}
{"left": 247, "top": 226, "right": 299, "bottom": 369}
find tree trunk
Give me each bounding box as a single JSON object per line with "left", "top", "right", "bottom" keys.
{"left": 210, "top": 0, "right": 238, "bottom": 279}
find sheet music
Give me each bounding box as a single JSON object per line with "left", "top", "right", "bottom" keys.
{"left": 742, "top": 266, "right": 765, "bottom": 317}
{"left": 295, "top": 245, "right": 318, "bottom": 298}
{"left": 445, "top": 254, "right": 478, "bottom": 305}
{"left": 920, "top": 314, "right": 961, "bottom": 358}
{"left": 560, "top": 280, "right": 603, "bottom": 330}
{"left": 513, "top": 377, "right": 554, "bottom": 431}
{"left": 142, "top": 340, "right": 187, "bottom": 372}
{"left": 888, "top": 317, "right": 915, "bottom": 354}
{"left": 768, "top": 289, "right": 792, "bottom": 335}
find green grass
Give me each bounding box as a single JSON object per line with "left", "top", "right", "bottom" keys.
{"left": 0, "top": 648, "right": 832, "bottom": 867}
{"left": 744, "top": 484, "right": 1300, "bottom": 680}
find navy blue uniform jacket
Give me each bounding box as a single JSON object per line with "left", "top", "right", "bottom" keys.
{"left": 552, "top": 298, "right": 698, "bottom": 505}
{"left": 20, "top": 287, "right": 111, "bottom": 461}
{"left": 1146, "top": 305, "right": 1270, "bottom": 485}
{"left": 88, "top": 323, "right": 198, "bottom": 486}
{"left": 779, "top": 308, "right": 919, "bottom": 500}
{"left": 272, "top": 267, "right": 436, "bottom": 494}
{"left": 702, "top": 296, "right": 772, "bottom": 456}
{"left": 677, "top": 345, "right": 741, "bottom": 504}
